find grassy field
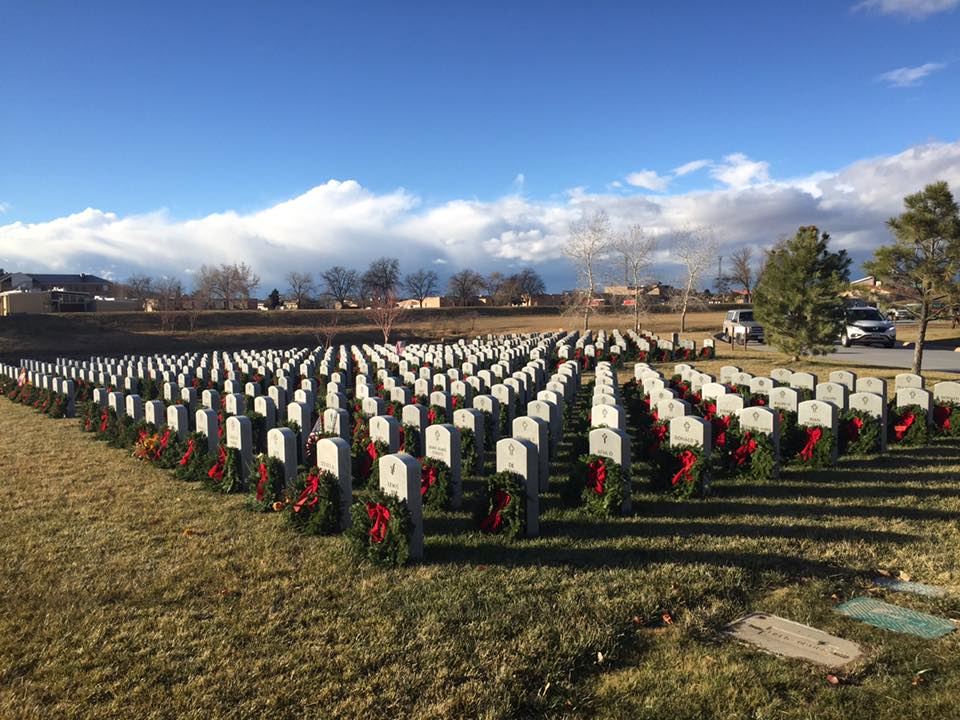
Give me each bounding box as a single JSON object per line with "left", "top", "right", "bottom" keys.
{"left": 3, "top": 307, "right": 958, "bottom": 364}
{"left": 2, "top": 345, "right": 960, "bottom": 719}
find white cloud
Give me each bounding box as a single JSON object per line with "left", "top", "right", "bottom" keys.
{"left": 673, "top": 159, "right": 712, "bottom": 177}
{"left": 877, "top": 61, "right": 946, "bottom": 86}
{"left": 0, "top": 202, "right": 9, "bottom": 215}
{"left": 513, "top": 173, "right": 525, "bottom": 190}
{"left": 855, "top": 0, "right": 959, "bottom": 18}
{"left": 2, "top": 142, "right": 960, "bottom": 291}
{"left": 625, "top": 170, "right": 670, "bottom": 192}
{"left": 710, "top": 153, "right": 771, "bottom": 189}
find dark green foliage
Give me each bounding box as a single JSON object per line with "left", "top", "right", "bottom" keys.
{"left": 754, "top": 226, "right": 851, "bottom": 359}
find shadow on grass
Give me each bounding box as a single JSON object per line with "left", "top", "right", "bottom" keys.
{"left": 716, "top": 481, "right": 960, "bottom": 500}
{"left": 634, "top": 498, "right": 958, "bottom": 522}
{"left": 425, "top": 541, "right": 863, "bottom": 578}
{"left": 545, "top": 518, "right": 917, "bottom": 544}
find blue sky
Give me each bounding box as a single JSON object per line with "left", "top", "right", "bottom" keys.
{"left": 1, "top": 0, "right": 959, "bottom": 291}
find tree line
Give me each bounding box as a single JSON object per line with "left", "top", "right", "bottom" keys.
{"left": 117, "top": 257, "right": 546, "bottom": 310}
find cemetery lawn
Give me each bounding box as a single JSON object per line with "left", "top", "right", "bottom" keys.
{"left": 3, "top": 355, "right": 960, "bottom": 719}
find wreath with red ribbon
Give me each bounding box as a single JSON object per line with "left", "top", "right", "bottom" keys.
{"left": 285, "top": 467, "right": 341, "bottom": 534}
{"left": 174, "top": 432, "right": 214, "bottom": 482}
{"left": 459, "top": 427, "right": 480, "bottom": 476}
{"left": 728, "top": 429, "right": 777, "bottom": 480}
{"left": 354, "top": 439, "right": 390, "bottom": 488}
{"left": 418, "top": 456, "right": 452, "bottom": 510}
{"left": 653, "top": 444, "right": 709, "bottom": 499}
{"left": 346, "top": 489, "right": 413, "bottom": 566}
{"left": 427, "top": 404, "right": 447, "bottom": 425}
{"left": 933, "top": 402, "right": 960, "bottom": 438}
{"left": 794, "top": 424, "right": 834, "bottom": 468}
{"left": 207, "top": 445, "right": 244, "bottom": 493}
{"left": 133, "top": 428, "right": 173, "bottom": 463}
{"left": 246, "top": 454, "right": 286, "bottom": 513}
{"left": 643, "top": 419, "right": 670, "bottom": 460}
{"left": 889, "top": 404, "right": 929, "bottom": 446}
{"left": 699, "top": 345, "right": 716, "bottom": 360}
{"left": 839, "top": 409, "right": 882, "bottom": 455}
{"left": 476, "top": 471, "right": 526, "bottom": 539}
{"left": 573, "top": 454, "right": 628, "bottom": 516}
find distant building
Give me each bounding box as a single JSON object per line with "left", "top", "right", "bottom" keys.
{"left": 0, "top": 272, "right": 113, "bottom": 295}
{"left": 521, "top": 293, "right": 564, "bottom": 307}
{"left": 398, "top": 296, "right": 456, "bottom": 309}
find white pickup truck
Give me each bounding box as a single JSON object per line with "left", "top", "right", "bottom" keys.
{"left": 722, "top": 309, "right": 764, "bottom": 343}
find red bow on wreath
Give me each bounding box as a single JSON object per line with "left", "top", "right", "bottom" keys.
{"left": 732, "top": 432, "right": 757, "bottom": 467}
{"left": 420, "top": 463, "right": 439, "bottom": 496}
{"left": 294, "top": 471, "right": 321, "bottom": 512}
{"left": 893, "top": 413, "right": 915, "bottom": 441}
{"left": 366, "top": 502, "right": 391, "bottom": 543}
{"left": 480, "top": 490, "right": 512, "bottom": 533}
{"left": 702, "top": 403, "right": 717, "bottom": 421}
{"left": 587, "top": 459, "right": 607, "bottom": 495}
{"left": 208, "top": 445, "right": 228, "bottom": 481}
{"left": 711, "top": 415, "right": 732, "bottom": 448}
{"left": 843, "top": 415, "right": 864, "bottom": 443}
{"left": 649, "top": 422, "right": 668, "bottom": 453}
{"left": 427, "top": 408, "right": 437, "bottom": 424}
{"left": 799, "top": 427, "right": 823, "bottom": 461}
{"left": 255, "top": 462, "right": 270, "bottom": 502}
{"left": 358, "top": 441, "right": 379, "bottom": 480}
{"left": 671, "top": 450, "right": 698, "bottom": 486}
{"left": 99, "top": 410, "right": 109, "bottom": 433}
{"left": 178, "top": 438, "right": 195, "bottom": 466}
{"left": 934, "top": 405, "right": 951, "bottom": 431}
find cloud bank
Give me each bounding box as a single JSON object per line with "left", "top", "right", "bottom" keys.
{"left": 2, "top": 141, "right": 960, "bottom": 292}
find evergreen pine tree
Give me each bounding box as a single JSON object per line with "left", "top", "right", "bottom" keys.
{"left": 864, "top": 181, "right": 960, "bottom": 374}
{"left": 753, "top": 226, "right": 851, "bottom": 360}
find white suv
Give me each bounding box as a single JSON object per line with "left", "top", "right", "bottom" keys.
{"left": 841, "top": 307, "right": 896, "bottom": 348}
{"left": 723, "top": 309, "right": 764, "bottom": 343}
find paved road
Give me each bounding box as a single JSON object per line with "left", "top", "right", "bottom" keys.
{"left": 749, "top": 342, "right": 960, "bottom": 373}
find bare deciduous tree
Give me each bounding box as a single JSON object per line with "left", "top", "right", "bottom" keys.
{"left": 447, "top": 269, "right": 485, "bottom": 306}
{"left": 314, "top": 311, "right": 341, "bottom": 350}
{"left": 610, "top": 224, "right": 657, "bottom": 332}
{"left": 564, "top": 209, "right": 611, "bottom": 330}
{"left": 403, "top": 269, "right": 439, "bottom": 307}
{"left": 193, "top": 263, "right": 260, "bottom": 309}
{"left": 321, "top": 266, "right": 360, "bottom": 307}
{"left": 728, "top": 246, "right": 754, "bottom": 301}
{"left": 123, "top": 273, "right": 153, "bottom": 300}
{"left": 285, "top": 271, "right": 316, "bottom": 308}
{"left": 670, "top": 227, "right": 718, "bottom": 333}
{"left": 367, "top": 293, "right": 406, "bottom": 343}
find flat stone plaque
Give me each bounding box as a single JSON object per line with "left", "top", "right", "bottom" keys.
{"left": 874, "top": 577, "right": 948, "bottom": 599}
{"left": 725, "top": 613, "right": 862, "bottom": 667}
{"left": 836, "top": 597, "right": 956, "bottom": 639}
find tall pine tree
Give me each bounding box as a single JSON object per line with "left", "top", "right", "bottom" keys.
{"left": 864, "top": 181, "right": 960, "bottom": 374}
{"left": 754, "top": 226, "right": 851, "bottom": 360}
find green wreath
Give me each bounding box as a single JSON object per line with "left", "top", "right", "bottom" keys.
{"left": 729, "top": 429, "right": 777, "bottom": 481}
{"left": 173, "top": 433, "right": 214, "bottom": 482}
{"left": 475, "top": 471, "right": 526, "bottom": 539}
{"left": 95, "top": 407, "right": 119, "bottom": 444}
{"left": 345, "top": 489, "right": 413, "bottom": 566}
{"left": 794, "top": 424, "right": 835, "bottom": 468}
{"left": 460, "top": 427, "right": 479, "bottom": 476}
{"left": 78, "top": 401, "right": 100, "bottom": 433}
{"left": 286, "top": 467, "right": 341, "bottom": 534}
{"left": 400, "top": 423, "right": 421, "bottom": 456}
{"left": 246, "top": 454, "right": 286, "bottom": 512}
{"left": 889, "top": 404, "right": 930, "bottom": 447}
{"left": 933, "top": 402, "right": 960, "bottom": 438}
{"left": 419, "top": 456, "right": 452, "bottom": 510}
{"left": 476, "top": 408, "right": 494, "bottom": 450}
{"left": 777, "top": 410, "right": 801, "bottom": 461}
{"left": 353, "top": 439, "right": 391, "bottom": 488}
{"left": 206, "top": 445, "right": 244, "bottom": 493}
{"left": 427, "top": 404, "right": 447, "bottom": 425}
{"left": 498, "top": 402, "right": 511, "bottom": 438}
{"left": 572, "top": 454, "right": 627, "bottom": 517}
{"left": 839, "top": 409, "right": 882, "bottom": 456}
{"left": 245, "top": 410, "right": 267, "bottom": 453}
{"left": 653, "top": 443, "right": 709, "bottom": 499}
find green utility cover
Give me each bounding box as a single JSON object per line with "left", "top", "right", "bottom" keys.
{"left": 836, "top": 597, "right": 956, "bottom": 639}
